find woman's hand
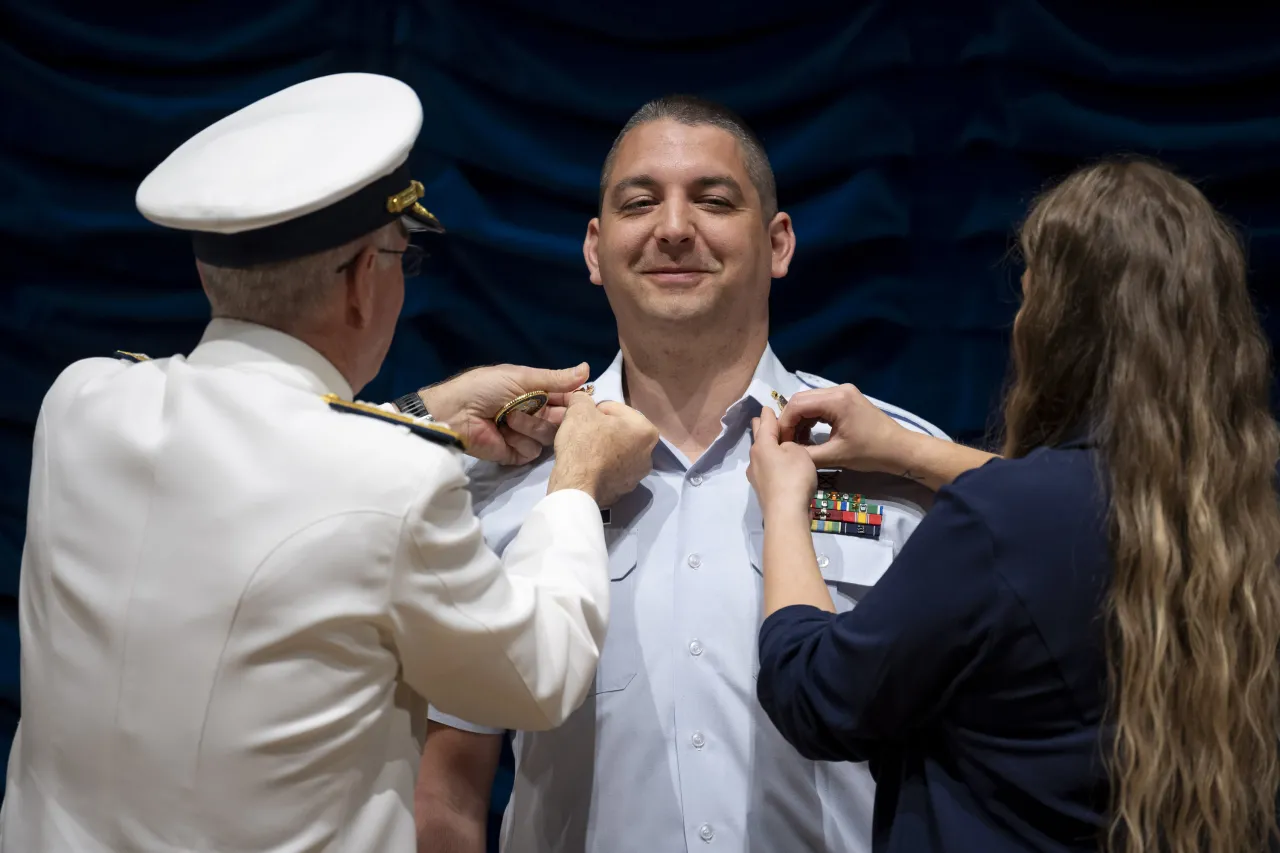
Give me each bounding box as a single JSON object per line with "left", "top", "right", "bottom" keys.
{"left": 748, "top": 407, "right": 818, "bottom": 520}
{"left": 777, "top": 384, "right": 914, "bottom": 474}
{"left": 749, "top": 407, "right": 834, "bottom": 618}
{"left": 780, "top": 384, "right": 999, "bottom": 491}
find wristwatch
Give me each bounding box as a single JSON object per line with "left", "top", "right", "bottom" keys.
{"left": 393, "top": 391, "right": 435, "bottom": 422}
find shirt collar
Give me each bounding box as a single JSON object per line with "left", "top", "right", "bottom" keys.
{"left": 590, "top": 343, "right": 796, "bottom": 416}
{"left": 186, "top": 318, "right": 355, "bottom": 401}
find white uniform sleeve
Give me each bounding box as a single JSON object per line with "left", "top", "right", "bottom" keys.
{"left": 389, "top": 458, "right": 609, "bottom": 732}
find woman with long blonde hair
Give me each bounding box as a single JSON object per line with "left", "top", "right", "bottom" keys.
{"left": 747, "top": 159, "right": 1280, "bottom": 852}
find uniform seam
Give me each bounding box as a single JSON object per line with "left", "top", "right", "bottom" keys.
{"left": 393, "top": 483, "right": 555, "bottom": 731}
{"left": 943, "top": 470, "right": 1095, "bottom": 726}
{"left": 192, "top": 507, "right": 400, "bottom": 852}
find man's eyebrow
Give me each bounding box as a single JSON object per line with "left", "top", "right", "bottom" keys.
{"left": 692, "top": 175, "right": 744, "bottom": 195}
{"left": 610, "top": 175, "right": 660, "bottom": 200}
{"left": 610, "top": 174, "right": 746, "bottom": 200}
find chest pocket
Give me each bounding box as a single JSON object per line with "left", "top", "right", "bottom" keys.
{"left": 748, "top": 528, "right": 895, "bottom": 614}
{"left": 596, "top": 531, "right": 640, "bottom": 694}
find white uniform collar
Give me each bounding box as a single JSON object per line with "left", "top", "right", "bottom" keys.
{"left": 187, "top": 318, "right": 355, "bottom": 401}
{"left": 591, "top": 343, "right": 797, "bottom": 416}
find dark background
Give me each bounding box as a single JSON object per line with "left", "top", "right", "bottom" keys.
{"left": 4, "top": 0, "right": 1280, "bottom": 838}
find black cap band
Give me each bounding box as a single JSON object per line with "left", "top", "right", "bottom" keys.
{"left": 190, "top": 163, "right": 443, "bottom": 268}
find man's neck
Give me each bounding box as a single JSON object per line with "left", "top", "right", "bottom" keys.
{"left": 619, "top": 327, "right": 767, "bottom": 463}
{"left": 284, "top": 321, "right": 365, "bottom": 397}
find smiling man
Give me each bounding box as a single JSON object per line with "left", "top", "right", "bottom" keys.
{"left": 414, "top": 95, "right": 951, "bottom": 853}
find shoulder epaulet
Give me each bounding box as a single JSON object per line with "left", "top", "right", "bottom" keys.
{"left": 114, "top": 350, "right": 151, "bottom": 362}
{"left": 795, "top": 370, "right": 836, "bottom": 389}
{"left": 323, "top": 394, "right": 467, "bottom": 452}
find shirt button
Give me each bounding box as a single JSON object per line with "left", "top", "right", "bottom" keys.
{"left": 699, "top": 823, "right": 714, "bottom": 842}
{"left": 690, "top": 474, "right": 704, "bottom": 486}
{"left": 687, "top": 553, "right": 702, "bottom": 569}
{"left": 691, "top": 731, "right": 705, "bottom": 749}
{"left": 816, "top": 554, "right": 830, "bottom": 569}
{"left": 689, "top": 640, "right": 703, "bottom": 656}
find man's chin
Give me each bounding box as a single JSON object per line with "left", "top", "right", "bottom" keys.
{"left": 641, "top": 297, "right": 721, "bottom": 326}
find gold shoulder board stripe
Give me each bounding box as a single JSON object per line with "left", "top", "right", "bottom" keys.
{"left": 113, "top": 350, "right": 151, "bottom": 362}
{"left": 323, "top": 394, "right": 466, "bottom": 452}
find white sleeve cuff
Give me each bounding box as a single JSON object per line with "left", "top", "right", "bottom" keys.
{"left": 427, "top": 704, "right": 505, "bottom": 736}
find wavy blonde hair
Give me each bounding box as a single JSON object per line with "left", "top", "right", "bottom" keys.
{"left": 1004, "top": 160, "right": 1280, "bottom": 853}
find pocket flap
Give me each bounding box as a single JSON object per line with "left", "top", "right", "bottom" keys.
{"left": 810, "top": 533, "right": 894, "bottom": 588}
{"left": 749, "top": 528, "right": 894, "bottom": 588}
{"left": 606, "top": 531, "right": 638, "bottom": 581}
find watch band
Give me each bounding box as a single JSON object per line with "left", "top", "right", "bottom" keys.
{"left": 393, "top": 391, "right": 435, "bottom": 422}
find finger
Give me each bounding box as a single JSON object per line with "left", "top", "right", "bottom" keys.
{"left": 545, "top": 388, "right": 589, "bottom": 408}
{"left": 782, "top": 415, "right": 818, "bottom": 445}
{"left": 755, "top": 407, "right": 781, "bottom": 445}
{"left": 804, "top": 442, "right": 845, "bottom": 470}
{"left": 514, "top": 362, "right": 591, "bottom": 394}
{"left": 499, "top": 425, "right": 542, "bottom": 462}
{"left": 505, "top": 409, "right": 558, "bottom": 446}
{"left": 537, "top": 405, "right": 567, "bottom": 427}
{"left": 596, "top": 400, "right": 627, "bottom": 416}
{"left": 777, "top": 388, "right": 843, "bottom": 434}
{"left": 565, "top": 390, "right": 597, "bottom": 409}
{"left": 751, "top": 416, "right": 761, "bottom": 440}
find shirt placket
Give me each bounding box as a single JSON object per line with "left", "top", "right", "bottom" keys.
{"left": 669, "top": 403, "right": 756, "bottom": 850}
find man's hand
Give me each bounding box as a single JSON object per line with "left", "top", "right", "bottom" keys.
{"left": 416, "top": 363, "right": 590, "bottom": 465}
{"left": 548, "top": 392, "right": 659, "bottom": 505}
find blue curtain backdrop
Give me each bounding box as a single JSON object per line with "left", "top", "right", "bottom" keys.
{"left": 4, "top": 0, "right": 1280, "bottom": 832}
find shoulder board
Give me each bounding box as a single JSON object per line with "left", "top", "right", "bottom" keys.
{"left": 794, "top": 370, "right": 836, "bottom": 389}
{"left": 114, "top": 350, "right": 151, "bottom": 362}
{"left": 323, "top": 394, "right": 467, "bottom": 452}
{"left": 795, "top": 372, "right": 949, "bottom": 440}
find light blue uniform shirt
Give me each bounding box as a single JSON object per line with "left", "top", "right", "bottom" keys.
{"left": 430, "top": 346, "right": 949, "bottom": 853}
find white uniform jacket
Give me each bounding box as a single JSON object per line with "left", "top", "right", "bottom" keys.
{"left": 0, "top": 318, "right": 609, "bottom": 853}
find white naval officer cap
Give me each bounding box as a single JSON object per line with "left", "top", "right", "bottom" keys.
{"left": 135, "top": 72, "right": 443, "bottom": 269}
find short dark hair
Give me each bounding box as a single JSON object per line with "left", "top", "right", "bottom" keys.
{"left": 598, "top": 94, "right": 778, "bottom": 221}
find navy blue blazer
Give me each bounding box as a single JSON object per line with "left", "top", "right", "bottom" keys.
{"left": 758, "top": 441, "right": 1113, "bottom": 852}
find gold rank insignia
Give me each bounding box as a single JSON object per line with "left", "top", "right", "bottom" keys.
{"left": 114, "top": 350, "right": 151, "bottom": 362}
{"left": 495, "top": 390, "right": 549, "bottom": 427}
{"left": 771, "top": 390, "right": 788, "bottom": 409}
{"left": 324, "top": 394, "right": 466, "bottom": 451}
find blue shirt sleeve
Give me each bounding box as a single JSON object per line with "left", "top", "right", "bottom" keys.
{"left": 756, "top": 486, "right": 1004, "bottom": 763}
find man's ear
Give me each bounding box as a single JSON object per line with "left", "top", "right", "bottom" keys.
{"left": 584, "top": 218, "right": 603, "bottom": 287}
{"left": 344, "top": 244, "right": 379, "bottom": 329}
{"left": 768, "top": 212, "right": 796, "bottom": 279}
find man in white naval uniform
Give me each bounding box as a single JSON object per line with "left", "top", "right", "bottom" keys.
{"left": 1, "top": 73, "right": 658, "bottom": 853}
{"left": 415, "top": 96, "right": 949, "bottom": 853}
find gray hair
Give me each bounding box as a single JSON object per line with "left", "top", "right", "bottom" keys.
{"left": 598, "top": 94, "right": 778, "bottom": 222}
{"left": 197, "top": 224, "right": 399, "bottom": 329}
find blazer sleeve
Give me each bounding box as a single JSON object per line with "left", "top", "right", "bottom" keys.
{"left": 756, "top": 486, "right": 1004, "bottom": 762}
{"left": 389, "top": 456, "right": 610, "bottom": 733}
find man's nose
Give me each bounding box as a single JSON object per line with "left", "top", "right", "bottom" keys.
{"left": 653, "top": 200, "right": 694, "bottom": 247}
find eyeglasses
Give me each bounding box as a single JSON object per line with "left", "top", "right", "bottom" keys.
{"left": 334, "top": 244, "right": 426, "bottom": 278}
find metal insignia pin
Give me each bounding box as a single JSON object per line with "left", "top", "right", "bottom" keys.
{"left": 771, "top": 390, "right": 788, "bottom": 409}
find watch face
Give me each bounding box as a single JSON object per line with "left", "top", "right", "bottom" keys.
{"left": 494, "top": 391, "right": 549, "bottom": 427}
